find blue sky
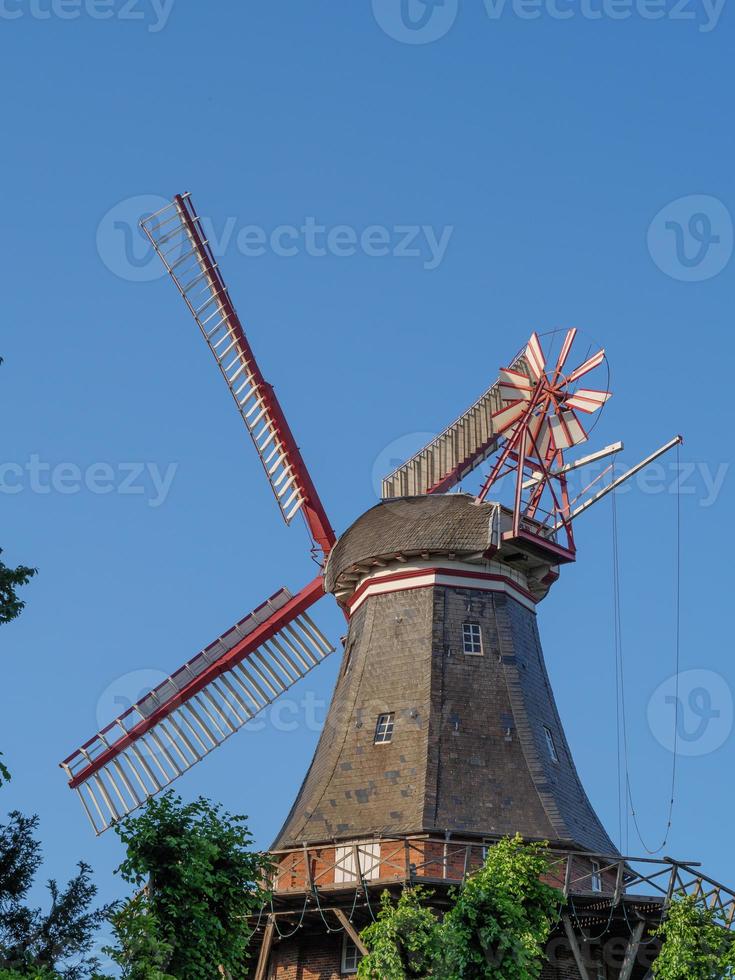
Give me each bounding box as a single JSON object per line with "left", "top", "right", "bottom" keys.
{"left": 1, "top": 0, "right": 733, "bottom": 959}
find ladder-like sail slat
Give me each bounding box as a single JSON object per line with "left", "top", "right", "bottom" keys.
{"left": 60, "top": 577, "right": 333, "bottom": 834}
{"left": 140, "top": 193, "right": 335, "bottom": 556}
{"left": 381, "top": 353, "right": 532, "bottom": 498}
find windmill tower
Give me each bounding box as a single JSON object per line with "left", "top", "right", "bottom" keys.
{"left": 60, "top": 193, "right": 684, "bottom": 979}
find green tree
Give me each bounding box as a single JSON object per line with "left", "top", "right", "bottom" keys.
{"left": 439, "top": 836, "right": 560, "bottom": 980}
{"left": 0, "top": 551, "right": 36, "bottom": 627}
{"left": 358, "top": 887, "right": 441, "bottom": 979}
{"left": 0, "top": 813, "right": 111, "bottom": 979}
{"left": 105, "top": 792, "right": 272, "bottom": 980}
{"left": 0, "top": 546, "right": 36, "bottom": 786}
{"left": 0, "top": 969, "right": 59, "bottom": 979}
{"left": 652, "top": 896, "right": 735, "bottom": 979}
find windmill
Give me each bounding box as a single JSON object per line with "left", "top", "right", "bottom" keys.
{"left": 60, "top": 192, "right": 681, "bottom": 835}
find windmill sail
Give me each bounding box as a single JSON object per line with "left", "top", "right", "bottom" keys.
{"left": 140, "top": 194, "right": 335, "bottom": 555}
{"left": 381, "top": 354, "right": 533, "bottom": 498}
{"left": 60, "top": 578, "right": 334, "bottom": 834}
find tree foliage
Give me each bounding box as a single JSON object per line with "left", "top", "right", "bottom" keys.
{"left": 439, "top": 836, "right": 560, "bottom": 979}
{"left": 358, "top": 887, "right": 441, "bottom": 979}
{"left": 105, "top": 792, "right": 272, "bottom": 980}
{"left": 0, "top": 550, "right": 36, "bottom": 628}
{"left": 0, "top": 813, "right": 111, "bottom": 980}
{"left": 652, "top": 896, "right": 735, "bottom": 979}
{"left": 356, "top": 837, "right": 560, "bottom": 980}
{"left": 0, "top": 969, "right": 59, "bottom": 979}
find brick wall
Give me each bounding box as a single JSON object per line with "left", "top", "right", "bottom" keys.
{"left": 266, "top": 933, "right": 346, "bottom": 980}
{"left": 255, "top": 923, "right": 600, "bottom": 979}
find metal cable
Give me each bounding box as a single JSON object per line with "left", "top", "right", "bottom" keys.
{"left": 612, "top": 444, "right": 681, "bottom": 855}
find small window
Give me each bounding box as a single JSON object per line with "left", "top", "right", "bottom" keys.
{"left": 462, "top": 622, "right": 483, "bottom": 655}
{"left": 343, "top": 642, "right": 354, "bottom": 677}
{"left": 374, "top": 713, "right": 395, "bottom": 744}
{"left": 543, "top": 726, "right": 559, "bottom": 763}
{"left": 342, "top": 934, "right": 360, "bottom": 973}
{"left": 591, "top": 860, "right": 602, "bottom": 893}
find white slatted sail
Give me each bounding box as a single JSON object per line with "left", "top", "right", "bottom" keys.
{"left": 485, "top": 331, "right": 608, "bottom": 462}
{"left": 549, "top": 409, "right": 588, "bottom": 449}
{"left": 566, "top": 348, "right": 606, "bottom": 385}
{"left": 565, "top": 388, "right": 612, "bottom": 413}
{"left": 61, "top": 582, "right": 334, "bottom": 834}
{"left": 525, "top": 332, "right": 546, "bottom": 380}
{"left": 139, "top": 195, "right": 334, "bottom": 554}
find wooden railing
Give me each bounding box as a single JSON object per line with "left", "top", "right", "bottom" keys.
{"left": 268, "top": 835, "right": 735, "bottom": 926}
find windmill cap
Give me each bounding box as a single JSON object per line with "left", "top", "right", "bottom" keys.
{"left": 324, "top": 494, "right": 503, "bottom": 595}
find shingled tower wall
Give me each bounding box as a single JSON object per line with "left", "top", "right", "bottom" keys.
{"left": 255, "top": 496, "right": 622, "bottom": 979}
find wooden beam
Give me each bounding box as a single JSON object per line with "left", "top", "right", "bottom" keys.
{"left": 619, "top": 919, "right": 646, "bottom": 980}
{"left": 333, "top": 908, "right": 368, "bottom": 956}
{"left": 562, "top": 915, "right": 591, "bottom": 980}
{"left": 254, "top": 915, "right": 275, "bottom": 980}
{"left": 303, "top": 841, "right": 316, "bottom": 895}
{"left": 613, "top": 860, "right": 625, "bottom": 905}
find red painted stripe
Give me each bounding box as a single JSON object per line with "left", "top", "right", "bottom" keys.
{"left": 347, "top": 565, "right": 537, "bottom": 610}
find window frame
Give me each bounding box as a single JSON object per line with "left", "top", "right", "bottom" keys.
{"left": 462, "top": 622, "right": 483, "bottom": 656}
{"left": 342, "top": 641, "right": 354, "bottom": 677}
{"left": 591, "top": 859, "right": 603, "bottom": 893}
{"left": 374, "top": 712, "right": 395, "bottom": 745}
{"left": 341, "top": 933, "right": 360, "bottom": 974}
{"left": 543, "top": 725, "right": 559, "bottom": 764}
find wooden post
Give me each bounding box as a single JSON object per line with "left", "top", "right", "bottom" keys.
{"left": 303, "top": 842, "right": 316, "bottom": 895}
{"left": 334, "top": 908, "right": 369, "bottom": 956}
{"left": 352, "top": 843, "right": 364, "bottom": 889}
{"left": 254, "top": 915, "right": 275, "bottom": 980}
{"left": 562, "top": 914, "right": 591, "bottom": 980}
{"left": 613, "top": 859, "right": 625, "bottom": 905}
{"left": 563, "top": 855, "right": 573, "bottom": 898}
{"left": 619, "top": 919, "right": 646, "bottom": 980}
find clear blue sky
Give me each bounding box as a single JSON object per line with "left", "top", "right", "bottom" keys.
{"left": 1, "top": 0, "right": 733, "bottom": 963}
